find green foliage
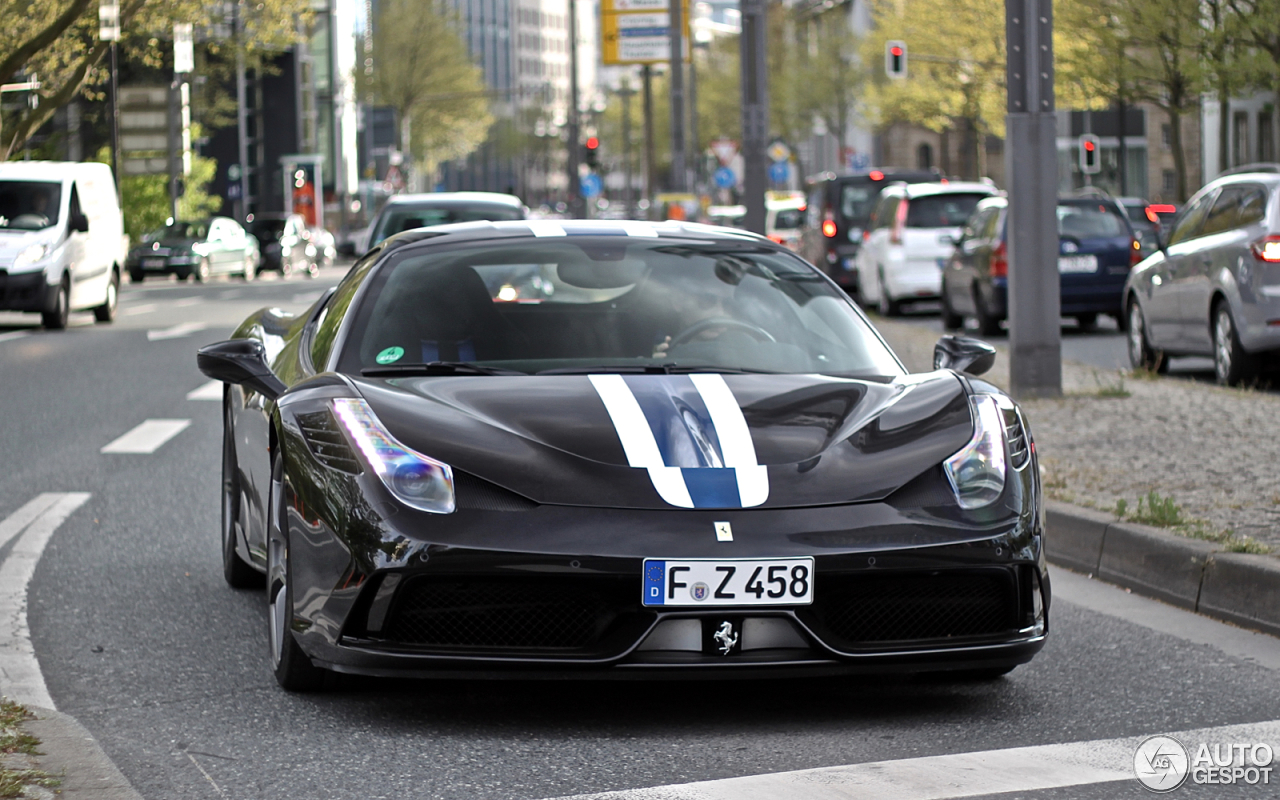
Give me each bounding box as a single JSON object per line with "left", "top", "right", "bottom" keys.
{"left": 0, "top": 698, "right": 59, "bottom": 798}
{"left": 93, "top": 142, "right": 221, "bottom": 243}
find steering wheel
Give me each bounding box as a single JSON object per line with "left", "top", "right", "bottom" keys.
{"left": 670, "top": 317, "right": 776, "bottom": 347}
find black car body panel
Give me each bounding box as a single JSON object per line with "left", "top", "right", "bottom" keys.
{"left": 205, "top": 220, "right": 1048, "bottom": 682}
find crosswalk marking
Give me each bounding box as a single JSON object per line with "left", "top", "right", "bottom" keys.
{"left": 186, "top": 380, "right": 223, "bottom": 401}
{"left": 147, "top": 322, "right": 207, "bottom": 341}
{"left": 0, "top": 492, "right": 91, "bottom": 710}
{"left": 100, "top": 419, "right": 191, "bottom": 453}
{"left": 550, "top": 718, "right": 1280, "bottom": 800}
{"left": 121, "top": 303, "right": 158, "bottom": 316}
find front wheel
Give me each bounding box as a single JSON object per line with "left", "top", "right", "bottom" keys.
{"left": 93, "top": 270, "right": 119, "bottom": 323}
{"left": 1127, "top": 300, "right": 1166, "bottom": 373}
{"left": 940, "top": 283, "right": 964, "bottom": 330}
{"left": 1214, "top": 303, "right": 1255, "bottom": 386}
{"left": 41, "top": 279, "right": 69, "bottom": 330}
{"left": 267, "top": 454, "right": 328, "bottom": 691}
{"left": 242, "top": 253, "right": 257, "bottom": 282}
{"left": 194, "top": 258, "right": 211, "bottom": 283}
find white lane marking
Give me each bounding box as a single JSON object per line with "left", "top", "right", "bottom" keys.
{"left": 174, "top": 297, "right": 202, "bottom": 307}
{"left": 101, "top": 419, "right": 191, "bottom": 454}
{"left": 588, "top": 374, "right": 693, "bottom": 508}
{"left": 551, "top": 719, "right": 1280, "bottom": 800}
{"left": 121, "top": 303, "right": 158, "bottom": 316}
{"left": 147, "top": 321, "right": 207, "bottom": 341}
{"left": 291, "top": 292, "right": 323, "bottom": 304}
{"left": 0, "top": 492, "right": 91, "bottom": 710}
{"left": 0, "top": 331, "right": 31, "bottom": 343}
{"left": 186, "top": 380, "right": 223, "bottom": 401}
{"left": 528, "top": 220, "right": 567, "bottom": 237}
{"left": 0, "top": 494, "right": 62, "bottom": 553}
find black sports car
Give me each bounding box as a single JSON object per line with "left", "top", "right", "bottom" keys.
{"left": 198, "top": 219, "right": 1048, "bottom": 691}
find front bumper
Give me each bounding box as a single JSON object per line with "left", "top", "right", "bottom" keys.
{"left": 130, "top": 254, "right": 198, "bottom": 273}
{"left": 0, "top": 269, "right": 55, "bottom": 313}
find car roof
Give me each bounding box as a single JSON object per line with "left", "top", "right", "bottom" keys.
{"left": 0, "top": 161, "right": 113, "bottom": 182}
{"left": 889, "top": 181, "right": 997, "bottom": 199}
{"left": 379, "top": 218, "right": 772, "bottom": 251}
{"left": 382, "top": 191, "right": 523, "bottom": 208}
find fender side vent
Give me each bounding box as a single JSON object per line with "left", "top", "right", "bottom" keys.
{"left": 296, "top": 410, "right": 362, "bottom": 474}
{"left": 1002, "top": 407, "right": 1030, "bottom": 470}
{"left": 454, "top": 471, "right": 539, "bottom": 511}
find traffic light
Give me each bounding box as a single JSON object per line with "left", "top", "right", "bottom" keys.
{"left": 584, "top": 136, "right": 600, "bottom": 169}
{"left": 1079, "top": 134, "right": 1100, "bottom": 174}
{"left": 885, "top": 41, "right": 907, "bottom": 79}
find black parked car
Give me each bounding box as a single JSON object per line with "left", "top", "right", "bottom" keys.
{"left": 941, "top": 194, "right": 1142, "bottom": 334}
{"left": 247, "top": 213, "right": 317, "bottom": 278}
{"left": 799, "top": 168, "right": 942, "bottom": 290}
{"left": 198, "top": 219, "right": 1048, "bottom": 691}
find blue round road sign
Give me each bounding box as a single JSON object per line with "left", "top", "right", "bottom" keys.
{"left": 767, "top": 160, "right": 790, "bottom": 184}
{"left": 580, "top": 173, "right": 602, "bottom": 198}
{"left": 713, "top": 166, "right": 736, "bottom": 189}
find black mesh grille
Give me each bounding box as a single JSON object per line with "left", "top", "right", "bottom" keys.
{"left": 1002, "top": 407, "right": 1030, "bottom": 469}
{"left": 296, "top": 411, "right": 362, "bottom": 474}
{"left": 809, "top": 571, "right": 1018, "bottom": 647}
{"left": 454, "top": 471, "right": 539, "bottom": 511}
{"left": 381, "top": 579, "right": 619, "bottom": 649}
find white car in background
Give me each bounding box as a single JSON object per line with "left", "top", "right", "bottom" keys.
{"left": 856, "top": 181, "right": 997, "bottom": 315}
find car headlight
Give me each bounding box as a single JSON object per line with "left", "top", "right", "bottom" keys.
{"left": 332, "top": 398, "right": 456, "bottom": 514}
{"left": 12, "top": 243, "right": 48, "bottom": 269}
{"left": 943, "top": 395, "right": 1007, "bottom": 509}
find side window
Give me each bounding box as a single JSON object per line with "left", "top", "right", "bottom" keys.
{"left": 982, "top": 209, "right": 1003, "bottom": 240}
{"left": 310, "top": 254, "right": 377, "bottom": 370}
{"left": 68, "top": 184, "right": 81, "bottom": 220}
{"left": 961, "top": 209, "right": 990, "bottom": 242}
{"left": 1201, "top": 187, "right": 1245, "bottom": 236}
{"left": 208, "top": 221, "right": 223, "bottom": 241}
{"left": 1166, "top": 191, "right": 1215, "bottom": 246}
{"left": 1236, "top": 187, "right": 1268, "bottom": 228}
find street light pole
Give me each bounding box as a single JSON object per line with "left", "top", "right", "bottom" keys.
{"left": 739, "top": 0, "right": 769, "bottom": 234}
{"left": 667, "top": 0, "right": 687, "bottom": 192}
{"left": 643, "top": 64, "right": 655, "bottom": 219}
{"left": 618, "top": 81, "right": 637, "bottom": 218}
{"left": 567, "top": 0, "right": 582, "bottom": 217}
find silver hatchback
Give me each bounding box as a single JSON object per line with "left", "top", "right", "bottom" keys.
{"left": 1124, "top": 167, "right": 1280, "bottom": 384}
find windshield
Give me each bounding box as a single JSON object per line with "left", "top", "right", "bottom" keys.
{"left": 341, "top": 238, "right": 903, "bottom": 378}
{"left": 371, "top": 203, "right": 525, "bottom": 245}
{"left": 0, "top": 181, "right": 61, "bottom": 231}
{"left": 1057, "top": 203, "right": 1128, "bottom": 238}
{"left": 907, "top": 194, "right": 987, "bottom": 228}
{"left": 146, "top": 221, "right": 207, "bottom": 241}
{"left": 772, "top": 208, "right": 805, "bottom": 230}
{"left": 839, "top": 184, "right": 878, "bottom": 225}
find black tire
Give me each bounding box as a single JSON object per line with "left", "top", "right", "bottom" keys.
{"left": 266, "top": 453, "right": 328, "bottom": 691}
{"left": 93, "top": 270, "right": 119, "bottom": 323}
{"left": 1075, "top": 313, "right": 1098, "bottom": 332}
{"left": 41, "top": 279, "right": 69, "bottom": 330}
{"left": 194, "top": 257, "right": 211, "bottom": 283}
{"left": 1213, "top": 301, "right": 1255, "bottom": 386}
{"left": 940, "top": 283, "right": 964, "bottom": 330}
{"left": 129, "top": 267, "right": 145, "bottom": 284}
{"left": 877, "top": 271, "right": 901, "bottom": 317}
{"left": 222, "top": 401, "right": 262, "bottom": 589}
{"left": 973, "top": 286, "right": 1001, "bottom": 336}
{"left": 1127, "top": 299, "right": 1167, "bottom": 373}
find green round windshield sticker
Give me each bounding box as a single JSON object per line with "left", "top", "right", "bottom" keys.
{"left": 376, "top": 346, "right": 404, "bottom": 365}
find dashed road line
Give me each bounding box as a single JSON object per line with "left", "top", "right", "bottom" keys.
{"left": 174, "top": 297, "right": 203, "bottom": 307}
{"left": 147, "top": 322, "right": 208, "bottom": 341}
{"left": 0, "top": 330, "right": 32, "bottom": 343}
{"left": 121, "top": 303, "right": 158, "bottom": 316}
{"left": 186, "top": 380, "right": 223, "bottom": 401}
{"left": 550, "top": 718, "right": 1280, "bottom": 800}
{"left": 101, "top": 419, "right": 191, "bottom": 454}
{"left": 291, "top": 291, "right": 324, "bottom": 304}
{"left": 0, "top": 492, "right": 91, "bottom": 709}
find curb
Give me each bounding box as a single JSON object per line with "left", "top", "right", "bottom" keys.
{"left": 19, "top": 706, "right": 144, "bottom": 800}
{"left": 1045, "top": 499, "right": 1280, "bottom": 637}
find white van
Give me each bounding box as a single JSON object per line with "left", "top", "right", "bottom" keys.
{"left": 0, "top": 161, "right": 126, "bottom": 328}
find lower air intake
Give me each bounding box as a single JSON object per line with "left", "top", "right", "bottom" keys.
{"left": 810, "top": 571, "right": 1018, "bottom": 648}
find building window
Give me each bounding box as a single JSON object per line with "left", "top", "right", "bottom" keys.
{"left": 1161, "top": 123, "right": 1172, "bottom": 150}
{"left": 1162, "top": 169, "right": 1176, "bottom": 194}
{"left": 1260, "top": 112, "right": 1275, "bottom": 163}
{"left": 1234, "top": 111, "right": 1249, "bottom": 167}
{"left": 917, "top": 142, "right": 933, "bottom": 170}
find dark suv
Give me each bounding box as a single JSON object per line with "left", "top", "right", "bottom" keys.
{"left": 942, "top": 193, "right": 1142, "bottom": 334}
{"left": 799, "top": 168, "right": 942, "bottom": 289}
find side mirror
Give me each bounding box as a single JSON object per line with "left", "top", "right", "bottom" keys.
{"left": 70, "top": 212, "right": 89, "bottom": 233}
{"left": 933, "top": 335, "right": 997, "bottom": 376}
{"left": 197, "top": 339, "right": 287, "bottom": 401}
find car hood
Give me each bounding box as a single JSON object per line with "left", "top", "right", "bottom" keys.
{"left": 0, "top": 229, "right": 54, "bottom": 258}
{"left": 351, "top": 371, "right": 973, "bottom": 510}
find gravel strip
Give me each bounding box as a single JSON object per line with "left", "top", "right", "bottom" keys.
{"left": 871, "top": 316, "right": 1280, "bottom": 555}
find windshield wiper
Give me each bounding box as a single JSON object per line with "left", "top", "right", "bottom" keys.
{"left": 537, "top": 364, "right": 773, "bottom": 375}
{"left": 361, "top": 361, "right": 524, "bottom": 377}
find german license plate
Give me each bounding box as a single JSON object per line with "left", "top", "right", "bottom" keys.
{"left": 642, "top": 558, "right": 814, "bottom": 607}
{"left": 1058, "top": 255, "right": 1098, "bottom": 273}
{"left": 142, "top": 258, "right": 166, "bottom": 268}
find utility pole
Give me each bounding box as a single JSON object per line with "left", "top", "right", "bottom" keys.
{"left": 235, "top": 4, "right": 250, "bottom": 220}
{"left": 739, "top": 0, "right": 768, "bottom": 234}
{"left": 668, "top": 0, "right": 687, "bottom": 192}
{"left": 619, "top": 81, "right": 636, "bottom": 218}
{"left": 688, "top": 42, "right": 700, "bottom": 196}
{"left": 1005, "top": 0, "right": 1060, "bottom": 398}
{"left": 643, "top": 64, "right": 655, "bottom": 219}
{"left": 567, "top": 0, "right": 582, "bottom": 217}
{"left": 98, "top": 0, "right": 121, "bottom": 203}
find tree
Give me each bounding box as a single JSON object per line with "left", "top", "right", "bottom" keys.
{"left": 785, "top": 8, "right": 868, "bottom": 177}
{"left": 368, "top": 0, "right": 492, "bottom": 187}
{"left": 0, "top": 0, "right": 306, "bottom": 160}
{"left": 92, "top": 140, "right": 220, "bottom": 241}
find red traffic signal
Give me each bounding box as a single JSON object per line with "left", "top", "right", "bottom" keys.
{"left": 885, "top": 40, "right": 907, "bottom": 79}
{"left": 585, "top": 136, "right": 599, "bottom": 150}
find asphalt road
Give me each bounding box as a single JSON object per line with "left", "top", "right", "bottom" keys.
{"left": 1, "top": 272, "right": 1278, "bottom": 799}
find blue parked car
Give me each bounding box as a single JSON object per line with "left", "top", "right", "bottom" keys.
{"left": 941, "top": 193, "right": 1143, "bottom": 334}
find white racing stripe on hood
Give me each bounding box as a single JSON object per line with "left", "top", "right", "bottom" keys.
{"left": 689, "top": 373, "right": 768, "bottom": 507}
{"left": 588, "top": 374, "right": 694, "bottom": 508}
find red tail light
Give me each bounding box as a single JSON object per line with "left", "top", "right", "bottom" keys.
{"left": 890, "top": 199, "right": 908, "bottom": 244}
{"left": 767, "top": 234, "right": 785, "bottom": 244}
{"left": 991, "top": 241, "right": 1008, "bottom": 278}
{"left": 821, "top": 214, "right": 837, "bottom": 238}
{"left": 869, "top": 170, "right": 885, "bottom": 181}
{"left": 1252, "top": 235, "right": 1280, "bottom": 262}
{"left": 1130, "top": 238, "right": 1143, "bottom": 266}
{"left": 1145, "top": 208, "right": 1160, "bottom": 224}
